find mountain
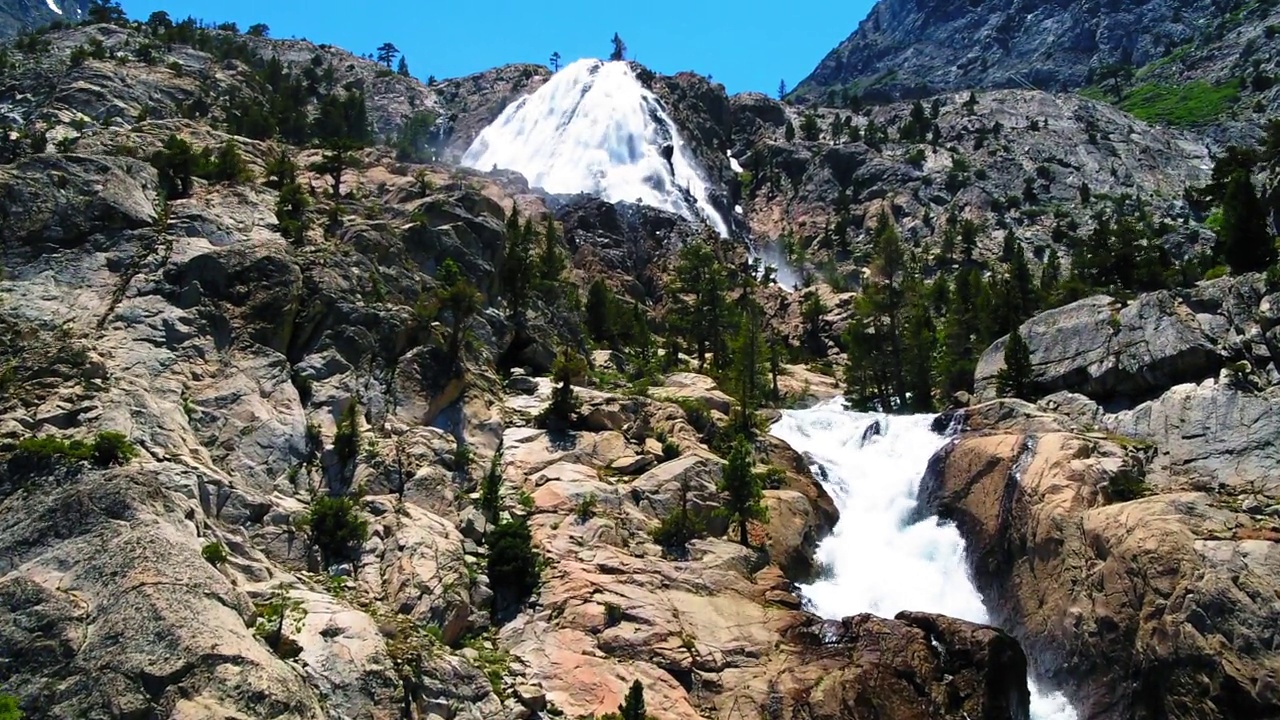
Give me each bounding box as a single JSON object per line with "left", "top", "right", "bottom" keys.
{"left": 794, "top": 0, "right": 1278, "bottom": 119}
{"left": 0, "top": 0, "right": 88, "bottom": 38}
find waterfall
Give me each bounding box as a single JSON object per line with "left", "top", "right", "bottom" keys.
{"left": 461, "top": 58, "right": 729, "bottom": 237}
{"left": 771, "top": 400, "right": 1077, "bottom": 720}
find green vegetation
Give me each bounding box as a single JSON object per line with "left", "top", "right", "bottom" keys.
{"left": 538, "top": 348, "right": 587, "bottom": 430}
{"left": 0, "top": 693, "right": 21, "bottom": 720}
{"left": 299, "top": 494, "right": 369, "bottom": 567}
{"left": 201, "top": 541, "right": 229, "bottom": 566}
{"left": 1105, "top": 467, "right": 1152, "bottom": 503}
{"left": 717, "top": 437, "right": 768, "bottom": 547}
{"left": 333, "top": 400, "right": 362, "bottom": 468}
{"left": 1083, "top": 80, "right": 1241, "bottom": 127}
{"left": 10, "top": 431, "right": 139, "bottom": 471}
{"left": 650, "top": 470, "right": 705, "bottom": 554}
{"left": 574, "top": 492, "right": 598, "bottom": 523}
{"left": 597, "top": 680, "right": 651, "bottom": 720}
{"left": 995, "top": 329, "right": 1034, "bottom": 400}
{"left": 479, "top": 451, "right": 503, "bottom": 522}
{"left": 486, "top": 518, "right": 540, "bottom": 615}
{"left": 254, "top": 588, "right": 306, "bottom": 657}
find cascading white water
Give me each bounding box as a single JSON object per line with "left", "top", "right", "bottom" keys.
{"left": 462, "top": 58, "right": 729, "bottom": 237}
{"left": 771, "top": 400, "right": 1077, "bottom": 720}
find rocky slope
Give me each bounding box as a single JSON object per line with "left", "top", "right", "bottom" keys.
{"left": 729, "top": 87, "right": 1213, "bottom": 272}
{"left": 0, "top": 0, "right": 87, "bottom": 39}
{"left": 794, "top": 0, "right": 1263, "bottom": 101}
{"left": 0, "top": 17, "right": 1043, "bottom": 720}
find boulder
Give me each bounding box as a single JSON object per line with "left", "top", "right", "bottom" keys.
{"left": 924, "top": 431, "right": 1280, "bottom": 720}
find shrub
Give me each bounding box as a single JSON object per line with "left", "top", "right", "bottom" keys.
{"left": 300, "top": 494, "right": 369, "bottom": 566}
{"left": 0, "top": 694, "right": 20, "bottom": 720}
{"left": 201, "top": 541, "right": 229, "bottom": 566}
{"left": 333, "top": 400, "right": 361, "bottom": 468}
{"left": 574, "top": 492, "right": 598, "bottom": 522}
{"left": 486, "top": 518, "right": 540, "bottom": 616}
{"left": 1105, "top": 467, "right": 1151, "bottom": 503}
{"left": 90, "top": 431, "right": 138, "bottom": 466}
{"left": 10, "top": 431, "right": 138, "bottom": 472}
{"left": 208, "top": 140, "right": 253, "bottom": 184}
{"left": 1203, "top": 265, "right": 1230, "bottom": 281}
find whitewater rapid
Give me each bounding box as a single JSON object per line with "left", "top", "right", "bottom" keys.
{"left": 462, "top": 58, "right": 729, "bottom": 237}
{"left": 771, "top": 400, "right": 1077, "bottom": 720}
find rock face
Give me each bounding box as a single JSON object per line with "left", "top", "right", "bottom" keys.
{"left": 729, "top": 86, "right": 1214, "bottom": 277}
{"left": 976, "top": 274, "right": 1280, "bottom": 493}
{"left": 795, "top": 0, "right": 1225, "bottom": 100}
{"left": 922, "top": 427, "right": 1280, "bottom": 720}
{"left": 0, "top": 0, "right": 88, "bottom": 38}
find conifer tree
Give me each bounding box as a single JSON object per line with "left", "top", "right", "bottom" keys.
{"left": 501, "top": 208, "right": 535, "bottom": 322}
{"left": 433, "top": 259, "right": 481, "bottom": 374}
{"left": 718, "top": 437, "right": 766, "bottom": 547}
{"left": 396, "top": 56, "right": 410, "bottom": 76}
{"left": 726, "top": 293, "right": 768, "bottom": 434}
{"left": 1039, "top": 248, "right": 1061, "bottom": 306}
{"left": 619, "top": 681, "right": 647, "bottom": 720}
{"left": 672, "top": 240, "right": 728, "bottom": 371}
{"left": 995, "top": 329, "right": 1034, "bottom": 400}
{"left": 376, "top": 42, "right": 399, "bottom": 69}
{"left": 586, "top": 279, "right": 619, "bottom": 348}
{"left": 549, "top": 52, "right": 561, "bottom": 72}
{"left": 784, "top": 120, "right": 796, "bottom": 142}
{"left": 609, "top": 33, "right": 627, "bottom": 62}
{"left": 310, "top": 140, "right": 357, "bottom": 198}
{"left": 1218, "top": 169, "right": 1274, "bottom": 273}
{"left": 536, "top": 216, "right": 568, "bottom": 306}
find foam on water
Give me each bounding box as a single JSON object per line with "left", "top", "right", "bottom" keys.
{"left": 771, "top": 400, "right": 1077, "bottom": 720}
{"left": 462, "top": 58, "right": 728, "bottom": 236}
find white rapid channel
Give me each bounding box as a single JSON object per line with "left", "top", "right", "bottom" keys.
{"left": 462, "top": 58, "right": 729, "bottom": 237}
{"left": 771, "top": 400, "right": 1077, "bottom": 720}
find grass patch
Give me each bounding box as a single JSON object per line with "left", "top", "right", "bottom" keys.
{"left": 1112, "top": 80, "right": 1240, "bottom": 126}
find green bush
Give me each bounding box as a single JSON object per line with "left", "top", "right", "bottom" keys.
{"left": 574, "top": 492, "right": 598, "bottom": 522}
{"left": 10, "top": 431, "right": 138, "bottom": 471}
{"left": 1203, "top": 265, "right": 1230, "bottom": 281}
{"left": 1105, "top": 468, "right": 1151, "bottom": 503}
{"left": 300, "top": 494, "right": 369, "bottom": 566}
{"left": 201, "top": 541, "right": 229, "bottom": 566}
{"left": 333, "top": 401, "right": 361, "bottom": 468}
{"left": 0, "top": 693, "right": 21, "bottom": 720}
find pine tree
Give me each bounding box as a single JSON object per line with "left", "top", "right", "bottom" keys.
{"left": 549, "top": 51, "right": 561, "bottom": 72}
{"left": 671, "top": 240, "right": 728, "bottom": 371}
{"left": 609, "top": 33, "right": 627, "bottom": 62}
{"left": 151, "top": 134, "right": 200, "bottom": 199}
{"left": 1039, "top": 248, "right": 1061, "bottom": 306}
{"left": 784, "top": 120, "right": 796, "bottom": 142}
{"left": 396, "top": 56, "right": 410, "bottom": 76}
{"left": 586, "top": 278, "right": 617, "bottom": 347}
{"left": 726, "top": 293, "right": 768, "bottom": 434}
{"left": 433, "top": 259, "right": 482, "bottom": 374}
{"left": 535, "top": 216, "right": 568, "bottom": 306}
{"left": 502, "top": 211, "right": 536, "bottom": 323}
{"left": 995, "top": 329, "right": 1034, "bottom": 400}
{"left": 375, "top": 42, "right": 400, "bottom": 69}
{"left": 619, "top": 680, "right": 647, "bottom": 720}
{"left": 718, "top": 437, "right": 766, "bottom": 547}
{"left": 1218, "top": 169, "right": 1274, "bottom": 273}
{"left": 310, "top": 140, "right": 358, "bottom": 198}
{"left": 799, "top": 112, "right": 820, "bottom": 142}
{"left": 777, "top": 79, "right": 787, "bottom": 100}
{"left": 800, "top": 290, "right": 827, "bottom": 357}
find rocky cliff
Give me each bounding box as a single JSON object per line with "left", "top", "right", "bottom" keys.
{"left": 794, "top": 0, "right": 1268, "bottom": 100}
{"left": 924, "top": 272, "right": 1280, "bottom": 719}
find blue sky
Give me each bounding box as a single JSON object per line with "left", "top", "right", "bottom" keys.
{"left": 123, "top": 0, "right": 876, "bottom": 96}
